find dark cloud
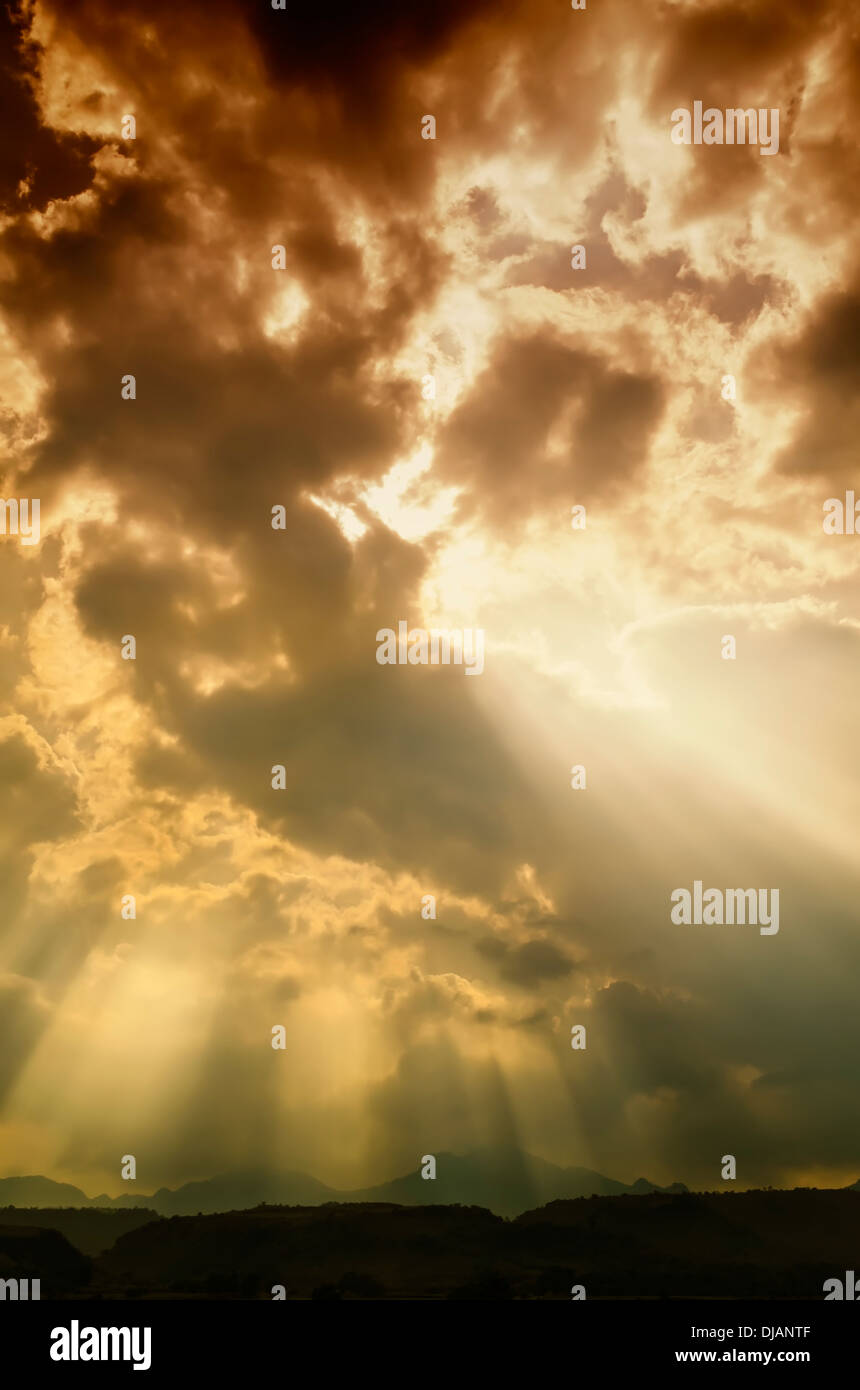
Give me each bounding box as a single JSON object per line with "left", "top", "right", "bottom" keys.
{"left": 652, "top": 0, "right": 832, "bottom": 101}
{"left": 769, "top": 278, "right": 860, "bottom": 481}
{"left": 0, "top": 3, "right": 99, "bottom": 212}
{"left": 239, "top": 0, "right": 500, "bottom": 100}
{"left": 169, "top": 663, "right": 548, "bottom": 892}
{"left": 437, "top": 332, "right": 664, "bottom": 526}
{"left": 477, "top": 935, "right": 577, "bottom": 987}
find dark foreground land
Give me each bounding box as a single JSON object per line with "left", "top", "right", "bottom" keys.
{"left": 1, "top": 1188, "right": 858, "bottom": 1300}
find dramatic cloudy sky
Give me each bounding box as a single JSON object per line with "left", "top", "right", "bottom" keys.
{"left": 0, "top": 0, "right": 858, "bottom": 1198}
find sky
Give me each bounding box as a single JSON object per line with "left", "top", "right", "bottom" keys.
{"left": 0, "top": 0, "right": 858, "bottom": 1199}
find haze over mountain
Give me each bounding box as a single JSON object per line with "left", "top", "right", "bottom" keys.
{"left": 0, "top": 1147, "right": 688, "bottom": 1218}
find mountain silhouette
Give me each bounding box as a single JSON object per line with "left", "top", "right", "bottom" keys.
{"left": 348, "top": 1147, "right": 686, "bottom": 1215}
{"left": 0, "top": 1176, "right": 94, "bottom": 1207}
{"left": 0, "top": 1148, "right": 687, "bottom": 1218}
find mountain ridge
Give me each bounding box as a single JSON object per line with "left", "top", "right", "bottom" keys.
{"left": 9, "top": 1150, "right": 856, "bottom": 1220}
{"left": 0, "top": 1148, "right": 690, "bottom": 1218}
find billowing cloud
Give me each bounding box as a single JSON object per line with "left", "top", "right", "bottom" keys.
{"left": 0, "top": 0, "right": 857, "bottom": 1198}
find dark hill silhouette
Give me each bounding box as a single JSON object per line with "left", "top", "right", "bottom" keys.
{"left": 46, "top": 1186, "right": 860, "bottom": 1299}
{"left": 0, "top": 1206, "right": 159, "bottom": 1256}
{"left": 0, "top": 1147, "right": 688, "bottom": 1219}
{"left": 0, "top": 1224, "right": 91, "bottom": 1295}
